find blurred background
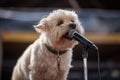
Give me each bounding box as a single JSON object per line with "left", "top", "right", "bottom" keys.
{"left": 0, "top": 0, "right": 120, "bottom": 80}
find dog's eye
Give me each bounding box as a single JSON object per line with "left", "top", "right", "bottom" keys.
{"left": 57, "top": 20, "right": 63, "bottom": 26}
{"left": 71, "top": 20, "right": 74, "bottom": 22}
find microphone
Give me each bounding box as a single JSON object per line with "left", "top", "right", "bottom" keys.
{"left": 68, "top": 29, "right": 98, "bottom": 51}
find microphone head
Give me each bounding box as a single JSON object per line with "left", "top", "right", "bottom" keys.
{"left": 68, "top": 29, "right": 76, "bottom": 38}
{"left": 64, "top": 29, "right": 76, "bottom": 40}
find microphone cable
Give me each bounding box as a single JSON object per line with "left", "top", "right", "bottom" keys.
{"left": 96, "top": 49, "right": 101, "bottom": 80}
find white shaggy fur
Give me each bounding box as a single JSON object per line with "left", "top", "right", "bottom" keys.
{"left": 11, "top": 9, "right": 84, "bottom": 80}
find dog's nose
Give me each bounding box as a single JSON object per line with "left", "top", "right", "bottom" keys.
{"left": 69, "top": 23, "right": 76, "bottom": 29}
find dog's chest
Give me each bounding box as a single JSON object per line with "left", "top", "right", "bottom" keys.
{"left": 30, "top": 53, "right": 70, "bottom": 80}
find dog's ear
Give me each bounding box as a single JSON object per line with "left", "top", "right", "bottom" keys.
{"left": 34, "top": 18, "right": 48, "bottom": 33}
{"left": 80, "top": 25, "right": 85, "bottom": 34}
{"left": 77, "top": 22, "right": 85, "bottom": 35}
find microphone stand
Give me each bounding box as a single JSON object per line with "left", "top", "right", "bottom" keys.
{"left": 82, "top": 46, "right": 88, "bottom": 80}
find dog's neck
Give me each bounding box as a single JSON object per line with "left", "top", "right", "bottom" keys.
{"left": 45, "top": 44, "right": 67, "bottom": 55}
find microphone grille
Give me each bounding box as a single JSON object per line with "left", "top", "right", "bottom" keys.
{"left": 68, "top": 29, "right": 76, "bottom": 38}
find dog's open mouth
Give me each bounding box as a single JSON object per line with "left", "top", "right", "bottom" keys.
{"left": 62, "top": 31, "right": 73, "bottom": 40}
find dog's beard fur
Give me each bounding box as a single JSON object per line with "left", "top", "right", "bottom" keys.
{"left": 45, "top": 24, "right": 75, "bottom": 50}
{"left": 11, "top": 9, "right": 84, "bottom": 80}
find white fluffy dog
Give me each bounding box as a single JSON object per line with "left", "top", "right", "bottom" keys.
{"left": 11, "top": 9, "right": 84, "bottom": 80}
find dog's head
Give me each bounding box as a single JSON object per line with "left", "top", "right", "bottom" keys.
{"left": 34, "top": 9, "right": 84, "bottom": 50}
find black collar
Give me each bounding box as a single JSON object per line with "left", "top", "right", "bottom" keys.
{"left": 45, "top": 44, "right": 67, "bottom": 55}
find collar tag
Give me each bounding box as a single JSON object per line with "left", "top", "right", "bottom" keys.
{"left": 56, "top": 51, "right": 61, "bottom": 70}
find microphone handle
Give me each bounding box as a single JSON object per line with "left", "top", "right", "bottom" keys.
{"left": 73, "top": 32, "right": 98, "bottom": 50}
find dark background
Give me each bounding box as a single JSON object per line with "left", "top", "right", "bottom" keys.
{"left": 0, "top": 0, "right": 120, "bottom": 10}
